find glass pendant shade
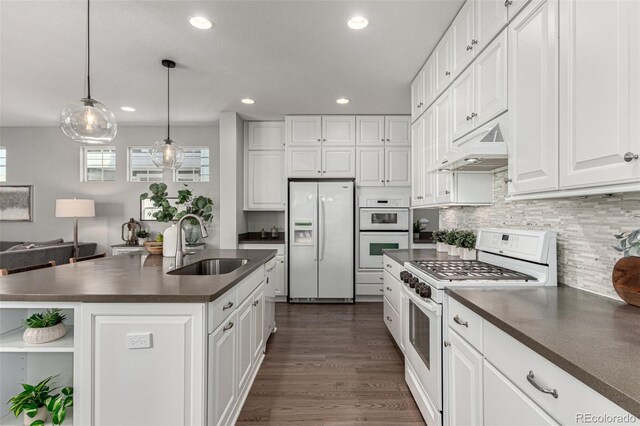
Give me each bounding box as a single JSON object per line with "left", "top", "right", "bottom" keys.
{"left": 151, "top": 138, "right": 184, "bottom": 169}
{"left": 60, "top": 98, "right": 117, "bottom": 144}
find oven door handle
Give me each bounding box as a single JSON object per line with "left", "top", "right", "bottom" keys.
{"left": 407, "top": 288, "right": 442, "bottom": 316}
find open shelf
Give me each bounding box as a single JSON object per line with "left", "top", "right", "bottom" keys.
{"left": 0, "top": 411, "right": 73, "bottom": 426}
{"left": 0, "top": 326, "right": 74, "bottom": 353}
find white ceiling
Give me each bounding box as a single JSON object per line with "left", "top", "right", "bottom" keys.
{"left": 0, "top": 0, "right": 463, "bottom": 126}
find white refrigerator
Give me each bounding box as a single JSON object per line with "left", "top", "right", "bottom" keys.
{"left": 288, "top": 181, "right": 354, "bottom": 302}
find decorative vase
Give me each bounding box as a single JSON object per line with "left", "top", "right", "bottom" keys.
{"left": 182, "top": 221, "right": 201, "bottom": 245}
{"left": 23, "top": 322, "right": 66, "bottom": 344}
{"left": 612, "top": 256, "right": 640, "bottom": 307}
{"left": 163, "top": 224, "right": 178, "bottom": 257}
{"left": 448, "top": 245, "right": 461, "bottom": 256}
{"left": 23, "top": 406, "right": 47, "bottom": 425}
{"left": 461, "top": 248, "right": 477, "bottom": 260}
{"left": 437, "top": 242, "right": 448, "bottom": 252}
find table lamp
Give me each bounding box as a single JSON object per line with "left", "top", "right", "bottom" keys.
{"left": 56, "top": 199, "right": 95, "bottom": 259}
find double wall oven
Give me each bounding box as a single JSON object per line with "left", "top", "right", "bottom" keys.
{"left": 358, "top": 196, "right": 409, "bottom": 270}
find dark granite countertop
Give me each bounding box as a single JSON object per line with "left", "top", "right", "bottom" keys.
{"left": 0, "top": 249, "right": 276, "bottom": 303}
{"left": 238, "top": 232, "right": 285, "bottom": 244}
{"left": 382, "top": 248, "right": 457, "bottom": 265}
{"left": 447, "top": 287, "right": 640, "bottom": 417}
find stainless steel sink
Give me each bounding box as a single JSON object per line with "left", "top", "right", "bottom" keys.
{"left": 169, "top": 258, "right": 249, "bottom": 275}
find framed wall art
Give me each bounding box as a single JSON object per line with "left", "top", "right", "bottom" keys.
{"left": 0, "top": 185, "right": 33, "bottom": 221}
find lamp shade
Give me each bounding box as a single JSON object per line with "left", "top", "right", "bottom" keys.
{"left": 56, "top": 199, "right": 95, "bottom": 218}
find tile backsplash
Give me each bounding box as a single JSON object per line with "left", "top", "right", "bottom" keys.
{"left": 439, "top": 171, "right": 640, "bottom": 299}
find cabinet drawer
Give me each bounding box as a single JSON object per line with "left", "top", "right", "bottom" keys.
{"left": 484, "top": 323, "right": 631, "bottom": 426}
{"left": 383, "top": 297, "right": 400, "bottom": 346}
{"left": 237, "top": 267, "right": 265, "bottom": 304}
{"left": 208, "top": 288, "right": 238, "bottom": 333}
{"left": 382, "top": 255, "right": 401, "bottom": 280}
{"left": 356, "top": 283, "right": 384, "bottom": 296}
{"left": 383, "top": 270, "right": 400, "bottom": 312}
{"left": 447, "top": 296, "right": 483, "bottom": 352}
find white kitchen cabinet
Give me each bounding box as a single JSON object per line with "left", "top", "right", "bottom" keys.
{"left": 264, "top": 258, "right": 277, "bottom": 337}
{"left": 209, "top": 311, "right": 238, "bottom": 426}
{"left": 559, "top": 0, "right": 640, "bottom": 190}
{"left": 507, "top": 0, "right": 532, "bottom": 20}
{"left": 251, "top": 288, "right": 264, "bottom": 362}
{"left": 411, "top": 117, "right": 424, "bottom": 206}
{"left": 356, "top": 116, "right": 385, "bottom": 146}
{"left": 274, "top": 254, "right": 286, "bottom": 297}
{"left": 385, "top": 147, "right": 411, "bottom": 186}
{"left": 422, "top": 57, "right": 436, "bottom": 110}
{"left": 450, "top": 0, "right": 475, "bottom": 80}
{"left": 507, "top": 0, "right": 559, "bottom": 195}
{"left": 287, "top": 116, "right": 322, "bottom": 146}
{"left": 385, "top": 116, "right": 411, "bottom": 146}
{"left": 246, "top": 121, "right": 285, "bottom": 150}
{"left": 484, "top": 361, "right": 560, "bottom": 426}
{"left": 446, "top": 330, "right": 483, "bottom": 426}
{"left": 474, "top": 29, "right": 508, "bottom": 126}
{"left": 434, "top": 90, "right": 453, "bottom": 203}
{"left": 475, "top": 0, "right": 508, "bottom": 52}
{"left": 287, "top": 147, "right": 322, "bottom": 177}
{"left": 411, "top": 71, "right": 424, "bottom": 122}
{"left": 236, "top": 297, "right": 253, "bottom": 394}
{"left": 246, "top": 150, "right": 285, "bottom": 210}
{"left": 357, "top": 147, "right": 385, "bottom": 186}
{"left": 322, "top": 116, "right": 356, "bottom": 146}
{"left": 451, "top": 67, "right": 475, "bottom": 141}
{"left": 435, "top": 29, "right": 452, "bottom": 96}
{"left": 322, "top": 147, "right": 356, "bottom": 177}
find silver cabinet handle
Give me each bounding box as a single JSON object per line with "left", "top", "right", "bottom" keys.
{"left": 624, "top": 152, "right": 639, "bottom": 162}
{"left": 386, "top": 316, "right": 392, "bottom": 322}
{"left": 223, "top": 321, "right": 234, "bottom": 331}
{"left": 466, "top": 45, "right": 473, "bottom": 51}
{"left": 381, "top": 138, "right": 385, "bottom": 142}
{"left": 471, "top": 112, "right": 478, "bottom": 118}
{"left": 504, "top": 0, "right": 513, "bottom": 6}
{"left": 317, "top": 138, "right": 321, "bottom": 142}
{"left": 527, "top": 371, "right": 558, "bottom": 398}
{"left": 504, "top": 177, "right": 513, "bottom": 183}
{"left": 445, "top": 71, "right": 451, "bottom": 76}
{"left": 444, "top": 341, "right": 451, "bottom": 347}
{"left": 317, "top": 170, "right": 321, "bottom": 173}
{"left": 453, "top": 315, "right": 468, "bottom": 327}
{"left": 253, "top": 299, "right": 260, "bottom": 306}
{"left": 266, "top": 277, "right": 269, "bottom": 284}
{"left": 386, "top": 287, "right": 392, "bottom": 291}
{"left": 222, "top": 301, "right": 234, "bottom": 310}
{"left": 379, "top": 276, "right": 384, "bottom": 280}
{"left": 386, "top": 263, "right": 392, "bottom": 268}
{"left": 381, "top": 180, "right": 384, "bottom": 183}
{"left": 471, "top": 39, "right": 478, "bottom": 45}
{"left": 323, "top": 138, "right": 327, "bottom": 142}
{"left": 445, "top": 190, "right": 451, "bottom": 195}
{"left": 379, "top": 288, "right": 384, "bottom": 292}
{"left": 466, "top": 115, "right": 472, "bottom": 121}
{"left": 442, "top": 159, "right": 449, "bottom": 164}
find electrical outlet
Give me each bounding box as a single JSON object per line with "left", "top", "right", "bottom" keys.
{"left": 126, "top": 332, "right": 152, "bottom": 349}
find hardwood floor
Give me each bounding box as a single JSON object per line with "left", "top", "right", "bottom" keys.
{"left": 237, "top": 302, "right": 425, "bottom": 425}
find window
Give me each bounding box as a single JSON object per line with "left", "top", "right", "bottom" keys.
{"left": 174, "top": 147, "right": 210, "bottom": 182}
{"left": 0, "top": 147, "right": 5, "bottom": 182}
{"left": 128, "top": 147, "right": 163, "bottom": 182}
{"left": 82, "top": 147, "right": 116, "bottom": 182}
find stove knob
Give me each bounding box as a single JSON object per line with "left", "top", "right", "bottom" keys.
{"left": 415, "top": 284, "right": 422, "bottom": 295}
{"left": 403, "top": 273, "right": 413, "bottom": 283}
{"left": 409, "top": 277, "right": 418, "bottom": 288}
{"left": 420, "top": 286, "right": 431, "bottom": 298}
{"left": 400, "top": 271, "right": 407, "bottom": 280}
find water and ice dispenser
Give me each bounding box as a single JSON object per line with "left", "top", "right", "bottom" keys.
{"left": 292, "top": 220, "right": 314, "bottom": 245}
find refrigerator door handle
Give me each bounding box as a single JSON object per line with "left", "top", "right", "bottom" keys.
{"left": 319, "top": 196, "right": 326, "bottom": 261}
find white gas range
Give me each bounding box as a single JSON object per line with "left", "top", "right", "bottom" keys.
{"left": 399, "top": 228, "right": 557, "bottom": 426}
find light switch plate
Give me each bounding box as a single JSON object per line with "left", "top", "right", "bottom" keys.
{"left": 126, "top": 332, "right": 152, "bottom": 349}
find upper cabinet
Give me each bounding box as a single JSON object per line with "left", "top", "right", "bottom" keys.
{"left": 411, "top": 73, "right": 424, "bottom": 122}
{"left": 322, "top": 116, "right": 356, "bottom": 146}
{"left": 356, "top": 116, "right": 385, "bottom": 146}
{"left": 434, "top": 30, "right": 453, "bottom": 96}
{"left": 385, "top": 116, "right": 411, "bottom": 145}
{"left": 246, "top": 122, "right": 285, "bottom": 150}
{"left": 450, "top": 0, "right": 476, "bottom": 80}
{"left": 475, "top": 0, "right": 508, "bottom": 52}
{"left": 286, "top": 116, "right": 355, "bottom": 146}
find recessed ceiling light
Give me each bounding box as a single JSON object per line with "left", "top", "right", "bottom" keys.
{"left": 347, "top": 16, "right": 368, "bottom": 30}
{"left": 189, "top": 16, "right": 212, "bottom": 30}
{"left": 120, "top": 106, "right": 136, "bottom": 112}
{"left": 465, "top": 158, "right": 480, "bottom": 163}
{"left": 336, "top": 98, "right": 350, "bottom": 104}
{"left": 241, "top": 98, "right": 255, "bottom": 105}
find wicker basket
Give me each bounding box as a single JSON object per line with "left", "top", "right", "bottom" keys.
{"left": 144, "top": 241, "right": 163, "bottom": 255}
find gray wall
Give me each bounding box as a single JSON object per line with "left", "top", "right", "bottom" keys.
{"left": 0, "top": 126, "right": 220, "bottom": 254}
{"left": 440, "top": 171, "right": 640, "bottom": 299}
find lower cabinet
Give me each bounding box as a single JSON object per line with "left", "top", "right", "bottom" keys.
{"left": 274, "top": 254, "right": 287, "bottom": 297}
{"left": 252, "top": 288, "right": 265, "bottom": 361}
{"left": 446, "top": 330, "right": 483, "bottom": 426}
{"left": 236, "top": 297, "right": 254, "bottom": 394}
{"left": 209, "top": 311, "right": 238, "bottom": 426}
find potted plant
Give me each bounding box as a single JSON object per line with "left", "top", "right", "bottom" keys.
{"left": 22, "top": 309, "right": 66, "bottom": 345}
{"left": 136, "top": 229, "right": 149, "bottom": 244}
{"left": 445, "top": 230, "right": 461, "bottom": 256}
{"left": 413, "top": 221, "right": 422, "bottom": 240}
{"left": 456, "top": 230, "right": 477, "bottom": 260}
{"left": 434, "top": 230, "right": 448, "bottom": 252}
{"left": 7, "top": 376, "right": 73, "bottom": 426}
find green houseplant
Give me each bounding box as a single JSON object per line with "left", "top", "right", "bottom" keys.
{"left": 612, "top": 228, "right": 640, "bottom": 257}
{"left": 22, "top": 309, "right": 67, "bottom": 345}
{"left": 7, "top": 376, "right": 73, "bottom": 426}
{"left": 444, "top": 229, "right": 462, "bottom": 256}
{"left": 456, "top": 230, "right": 477, "bottom": 260}
{"left": 136, "top": 229, "right": 149, "bottom": 243}
{"left": 434, "top": 230, "right": 449, "bottom": 252}
{"left": 413, "top": 221, "right": 422, "bottom": 239}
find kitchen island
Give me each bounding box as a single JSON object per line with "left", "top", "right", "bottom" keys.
{"left": 0, "top": 249, "right": 277, "bottom": 426}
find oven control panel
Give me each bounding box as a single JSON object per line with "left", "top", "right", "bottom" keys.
{"left": 476, "top": 229, "right": 556, "bottom": 264}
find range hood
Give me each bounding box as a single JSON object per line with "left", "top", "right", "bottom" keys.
{"left": 428, "top": 114, "right": 509, "bottom": 172}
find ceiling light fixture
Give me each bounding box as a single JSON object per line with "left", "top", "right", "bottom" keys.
{"left": 336, "top": 98, "right": 350, "bottom": 104}
{"left": 465, "top": 158, "right": 480, "bottom": 163}
{"left": 150, "top": 60, "right": 184, "bottom": 170}
{"left": 347, "top": 16, "right": 369, "bottom": 30}
{"left": 60, "top": 0, "right": 116, "bottom": 145}
{"left": 189, "top": 16, "right": 212, "bottom": 30}
{"left": 120, "top": 106, "right": 136, "bottom": 112}
{"left": 241, "top": 98, "right": 255, "bottom": 105}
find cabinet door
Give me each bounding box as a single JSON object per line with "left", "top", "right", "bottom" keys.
{"left": 435, "top": 30, "right": 452, "bottom": 95}
{"left": 411, "top": 72, "right": 424, "bottom": 121}
{"left": 322, "top": 147, "right": 356, "bottom": 177}
{"left": 209, "top": 311, "right": 238, "bottom": 426}
{"left": 385, "top": 147, "right": 411, "bottom": 187}
{"left": 446, "top": 330, "right": 483, "bottom": 426}
{"left": 385, "top": 116, "right": 411, "bottom": 146}
{"left": 252, "top": 289, "right": 264, "bottom": 361}
{"left": 484, "top": 361, "right": 560, "bottom": 426}
{"left": 356, "top": 147, "right": 385, "bottom": 186}
{"left": 475, "top": 0, "right": 508, "bottom": 52}
{"left": 322, "top": 116, "right": 356, "bottom": 146}
{"left": 559, "top": 0, "right": 640, "bottom": 189}
{"left": 356, "top": 116, "right": 384, "bottom": 146}
{"left": 507, "top": 0, "right": 559, "bottom": 194}
{"left": 237, "top": 298, "right": 253, "bottom": 394}
{"left": 287, "top": 147, "right": 322, "bottom": 178}
{"left": 474, "top": 30, "right": 508, "bottom": 127}
{"left": 247, "top": 121, "right": 285, "bottom": 150}
{"left": 411, "top": 118, "right": 424, "bottom": 206}
{"left": 451, "top": 67, "right": 475, "bottom": 141}
{"left": 434, "top": 90, "right": 454, "bottom": 203}
{"left": 508, "top": 0, "right": 533, "bottom": 20}
{"left": 288, "top": 116, "right": 322, "bottom": 146}
{"left": 422, "top": 108, "right": 437, "bottom": 204}
{"left": 247, "top": 151, "right": 285, "bottom": 210}
{"left": 450, "top": 0, "right": 475, "bottom": 79}
{"left": 274, "top": 255, "right": 286, "bottom": 297}
{"left": 422, "top": 57, "right": 436, "bottom": 109}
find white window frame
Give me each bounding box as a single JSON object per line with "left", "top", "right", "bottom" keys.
{"left": 173, "top": 146, "right": 210, "bottom": 182}
{"left": 0, "top": 147, "right": 6, "bottom": 182}
{"left": 80, "top": 146, "right": 116, "bottom": 182}
{"left": 127, "top": 146, "right": 164, "bottom": 182}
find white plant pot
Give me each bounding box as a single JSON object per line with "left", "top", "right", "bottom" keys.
{"left": 437, "top": 242, "right": 448, "bottom": 252}
{"left": 23, "top": 322, "right": 66, "bottom": 344}
{"left": 23, "top": 406, "right": 47, "bottom": 425}
{"left": 460, "top": 248, "right": 477, "bottom": 260}
{"left": 448, "top": 245, "right": 461, "bottom": 256}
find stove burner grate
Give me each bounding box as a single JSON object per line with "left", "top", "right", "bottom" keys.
{"left": 409, "top": 260, "right": 536, "bottom": 282}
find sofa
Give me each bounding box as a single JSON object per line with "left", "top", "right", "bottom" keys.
{"left": 0, "top": 240, "right": 97, "bottom": 270}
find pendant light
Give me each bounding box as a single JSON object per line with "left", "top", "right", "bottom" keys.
{"left": 60, "top": 0, "right": 117, "bottom": 144}
{"left": 150, "top": 59, "right": 184, "bottom": 170}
